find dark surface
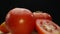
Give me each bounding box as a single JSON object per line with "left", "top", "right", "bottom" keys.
{"left": 0, "top": 0, "right": 60, "bottom": 26}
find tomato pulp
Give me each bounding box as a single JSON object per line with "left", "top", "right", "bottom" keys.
{"left": 36, "top": 19, "right": 60, "bottom": 34}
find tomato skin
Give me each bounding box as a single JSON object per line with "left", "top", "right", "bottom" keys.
{"left": 36, "top": 19, "right": 60, "bottom": 34}
{"left": 33, "top": 12, "right": 52, "bottom": 20}
{"left": 0, "top": 22, "right": 9, "bottom": 33}
{"left": 5, "top": 8, "right": 35, "bottom": 34}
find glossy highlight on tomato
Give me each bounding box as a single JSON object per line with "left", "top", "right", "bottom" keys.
{"left": 36, "top": 19, "right": 60, "bottom": 34}
{"left": 5, "top": 8, "right": 35, "bottom": 34}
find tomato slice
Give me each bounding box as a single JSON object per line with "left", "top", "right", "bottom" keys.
{"left": 36, "top": 19, "right": 60, "bottom": 34}
{"left": 33, "top": 11, "right": 52, "bottom": 20}
{"left": 0, "top": 22, "right": 9, "bottom": 33}
{"left": 5, "top": 8, "right": 35, "bottom": 34}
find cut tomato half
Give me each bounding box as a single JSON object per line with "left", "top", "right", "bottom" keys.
{"left": 36, "top": 19, "right": 60, "bottom": 34}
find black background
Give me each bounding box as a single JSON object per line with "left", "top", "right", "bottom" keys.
{"left": 0, "top": 0, "right": 60, "bottom": 26}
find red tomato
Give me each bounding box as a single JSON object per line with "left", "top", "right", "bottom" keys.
{"left": 33, "top": 11, "right": 52, "bottom": 20}
{"left": 36, "top": 19, "right": 60, "bottom": 34}
{"left": 0, "top": 26, "right": 1, "bottom": 31}
{"left": 0, "top": 22, "right": 9, "bottom": 33}
{"left": 5, "top": 8, "right": 35, "bottom": 34}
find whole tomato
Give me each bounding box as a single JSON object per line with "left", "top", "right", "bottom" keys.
{"left": 5, "top": 8, "right": 35, "bottom": 34}
{"left": 36, "top": 19, "right": 60, "bottom": 34}
{"left": 33, "top": 11, "right": 52, "bottom": 20}
{"left": 0, "top": 22, "right": 9, "bottom": 33}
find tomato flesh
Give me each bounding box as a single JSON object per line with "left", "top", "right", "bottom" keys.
{"left": 36, "top": 19, "right": 60, "bottom": 34}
